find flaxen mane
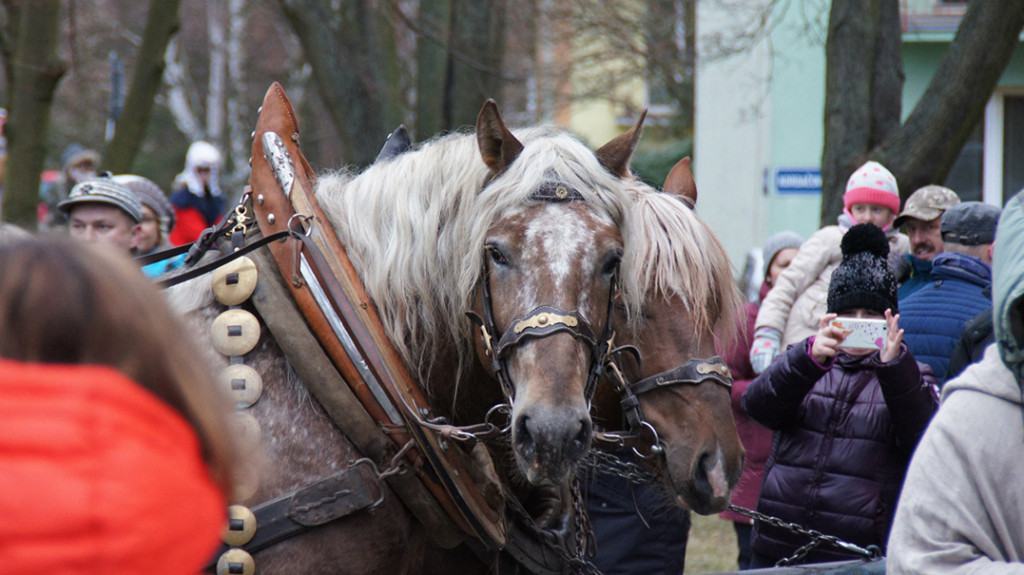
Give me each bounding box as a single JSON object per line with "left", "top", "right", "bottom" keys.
{"left": 620, "top": 185, "right": 741, "bottom": 343}
{"left": 314, "top": 125, "right": 637, "bottom": 391}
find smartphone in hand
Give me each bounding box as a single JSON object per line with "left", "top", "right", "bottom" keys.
{"left": 829, "top": 318, "right": 887, "bottom": 349}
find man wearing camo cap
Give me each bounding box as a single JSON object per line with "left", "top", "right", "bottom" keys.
{"left": 893, "top": 184, "right": 961, "bottom": 298}
{"left": 58, "top": 175, "right": 143, "bottom": 254}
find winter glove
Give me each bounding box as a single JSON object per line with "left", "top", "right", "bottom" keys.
{"left": 750, "top": 326, "right": 782, "bottom": 374}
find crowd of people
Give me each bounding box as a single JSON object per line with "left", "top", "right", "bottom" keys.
{"left": 712, "top": 159, "right": 1023, "bottom": 572}
{"left": 4, "top": 133, "right": 1024, "bottom": 573}
{"left": 0, "top": 141, "right": 231, "bottom": 572}
{"left": 38, "top": 140, "right": 227, "bottom": 257}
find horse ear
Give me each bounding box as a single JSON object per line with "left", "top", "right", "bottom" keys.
{"left": 663, "top": 156, "right": 697, "bottom": 208}
{"left": 476, "top": 99, "right": 524, "bottom": 175}
{"left": 595, "top": 109, "right": 647, "bottom": 177}
{"left": 375, "top": 124, "right": 412, "bottom": 163}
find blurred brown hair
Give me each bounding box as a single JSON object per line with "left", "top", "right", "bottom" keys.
{"left": 0, "top": 235, "right": 238, "bottom": 495}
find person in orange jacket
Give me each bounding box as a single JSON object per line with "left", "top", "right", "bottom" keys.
{"left": 0, "top": 235, "right": 240, "bottom": 574}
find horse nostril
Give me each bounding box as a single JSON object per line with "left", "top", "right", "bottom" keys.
{"left": 573, "top": 418, "right": 592, "bottom": 451}
{"left": 514, "top": 414, "right": 536, "bottom": 450}
{"left": 693, "top": 451, "right": 714, "bottom": 495}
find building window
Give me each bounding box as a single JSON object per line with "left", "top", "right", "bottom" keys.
{"left": 944, "top": 120, "right": 983, "bottom": 202}
{"left": 1003, "top": 95, "right": 1024, "bottom": 202}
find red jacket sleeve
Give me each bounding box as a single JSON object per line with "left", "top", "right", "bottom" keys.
{"left": 169, "top": 207, "right": 208, "bottom": 246}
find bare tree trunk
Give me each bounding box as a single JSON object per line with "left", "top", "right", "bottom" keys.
{"left": 879, "top": 0, "right": 1024, "bottom": 196}
{"left": 821, "top": 0, "right": 1024, "bottom": 224}
{"left": 277, "top": 0, "right": 403, "bottom": 166}
{"left": 0, "top": 2, "right": 22, "bottom": 94}
{"left": 414, "top": 0, "right": 452, "bottom": 138}
{"left": 164, "top": 37, "right": 202, "bottom": 141}
{"left": 226, "top": 0, "right": 249, "bottom": 182}
{"left": 2, "top": 1, "right": 64, "bottom": 229}
{"left": 820, "top": 0, "right": 902, "bottom": 224}
{"left": 207, "top": 0, "right": 226, "bottom": 143}
{"left": 446, "top": 0, "right": 507, "bottom": 129}
{"left": 102, "top": 0, "right": 182, "bottom": 174}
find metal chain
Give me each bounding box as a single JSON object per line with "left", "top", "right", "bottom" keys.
{"left": 569, "top": 477, "right": 602, "bottom": 575}
{"left": 726, "top": 504, "right": 883, "bottom": 566}
{"left": 502, "top": 480, "right": 604, "bottom": 575}
{"left": 580, "top": 449, "right": 659, "bottom": 485}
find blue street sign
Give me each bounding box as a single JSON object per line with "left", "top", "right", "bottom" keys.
{"left": 776, "top": 168, "right": 821, "bottom": 194}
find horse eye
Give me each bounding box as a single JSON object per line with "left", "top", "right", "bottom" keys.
{"left": 601, "top": 249, "right": 622, "bottom": 276}
{"left": 487, "top": 245, "right": 509, "bottom": 266}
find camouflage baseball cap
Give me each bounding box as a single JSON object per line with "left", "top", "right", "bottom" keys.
{"left": 894, "top": 185, "right": 960, "bottom": 228}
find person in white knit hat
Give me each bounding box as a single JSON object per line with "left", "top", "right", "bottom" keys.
{"left": 749, "top": 160, "right": 911, "bottom": 373}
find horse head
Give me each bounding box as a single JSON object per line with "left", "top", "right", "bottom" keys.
{"left": 593, "top": 158, "right": 744, "bottom": 514}
{"left": 469, "top": 100, "right": 643, "bottom": 485}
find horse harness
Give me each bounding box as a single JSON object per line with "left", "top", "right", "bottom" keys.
{"left": 155, "top": 84, "right": 698, "bottom": 575}
{"left": 467, "top": 182, "right": 617, "bottom": 407}
{"left": 164, "top": 84, "right": 516, "bottom": 575}
{"left": 596, "top": 349, "right": 733, "bottom": 461}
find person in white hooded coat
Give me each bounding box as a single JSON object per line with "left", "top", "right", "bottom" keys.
{"left": 887, "top": 190, "right": 1024, "bottom": 574}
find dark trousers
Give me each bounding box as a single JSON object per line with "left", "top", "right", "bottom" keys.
{"left": 733, "top": 521, "right": 753, "bottom": 570}
{"left": 582, "top": 472, "right": 690, "bottom": 575}
{"left": 748, "top": 550, "right": 778, "bottom": 569}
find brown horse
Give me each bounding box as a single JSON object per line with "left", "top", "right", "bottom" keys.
{"left": 169, "top": 100, "right": 644, "bottom": 574}
{"left": 590, "top": 157, "right": 745, "bottom": 515}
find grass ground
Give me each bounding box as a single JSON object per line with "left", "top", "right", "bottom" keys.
{"left": 684, "top": 512, "right": 739, "bottom": 574}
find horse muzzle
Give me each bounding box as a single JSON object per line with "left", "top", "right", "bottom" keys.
{"left": 512, "top": 401, "right": 592, "bottom": 484}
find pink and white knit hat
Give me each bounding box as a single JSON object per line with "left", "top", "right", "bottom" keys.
{"left": 843, "top": 160, "right": 900, "bottom": 214}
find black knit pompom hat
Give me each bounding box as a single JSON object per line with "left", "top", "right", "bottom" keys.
{"left": 827, "top": 223, "right": 898, "bottom": 316}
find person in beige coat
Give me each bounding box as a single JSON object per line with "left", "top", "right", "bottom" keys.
{"left": 750, "top": 161, "right": 910, "bottom": 373}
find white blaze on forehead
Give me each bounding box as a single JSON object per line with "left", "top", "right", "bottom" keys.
{"left": 523, "top": 204, "right": 605, "bottom": 291}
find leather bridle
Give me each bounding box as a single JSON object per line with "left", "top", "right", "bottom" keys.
{"left": 597, "top": 349, "right": 734, "bottom": 459}
{"left": 466, "top": 183, "right": 618, "bottom": 406}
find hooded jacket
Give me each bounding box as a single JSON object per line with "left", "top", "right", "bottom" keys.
{"left": 0, "top": 359, "right": 226, "bottom": 574}
{"left": 742, "top": 338, "right": 937, "bottom": 564}
{"left": 888, "top": 191, "right": 1024, "bottom": 574}
{"left": 169, "top": 141, "right": 225, "bottom": 246}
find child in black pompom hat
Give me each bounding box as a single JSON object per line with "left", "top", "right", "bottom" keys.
{"left": 826, "top": 223, "right": 900, "bottom": 317}
{"left": 740, "top": 222, "right": 938, "bottom": 567}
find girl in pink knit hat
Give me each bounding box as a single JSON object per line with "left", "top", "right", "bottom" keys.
{"left": 749, "top": 160, "right": 910, "bottom": 373}
{"left": 843, "top": 160, "right": 902, "bottom": 230}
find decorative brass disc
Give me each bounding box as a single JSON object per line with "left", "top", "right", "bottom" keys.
{"left": 212, "top": 256, "right": 259, "bottom": 306}
{"left": 232, "top": 461, "right": 261, "bottom": 504}
{"left": 211, "top": 309, "right": 261, "bottom": 356}
{"left": 234, "top": 412, "right": 263, "bottom": 455}
{"left": 221, "top": 505, "right": 258, "bottom": 547}
{"left": 216, "top": 548, "right": 255, "bottom": 575}
{"left": 220, "top": 364, "right": 263, "bottom": 408}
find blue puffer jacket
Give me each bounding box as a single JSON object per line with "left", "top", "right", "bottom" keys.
{"left": 742, "top": 339, "right": 938, "bottom": 565}
{"left": 899, "top": 252, "right": 992, "bottom": 383}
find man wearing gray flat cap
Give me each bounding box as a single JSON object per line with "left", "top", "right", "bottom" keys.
{"left": 899, "top": 201, "right": 1001, "bottom": 383}
{"left": 58, "top": 175, "right": 143, "bottom": 254}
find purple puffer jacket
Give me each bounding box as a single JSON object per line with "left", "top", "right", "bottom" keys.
{"left": 741, "top": 338, "right": 938, "bottom": 564}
